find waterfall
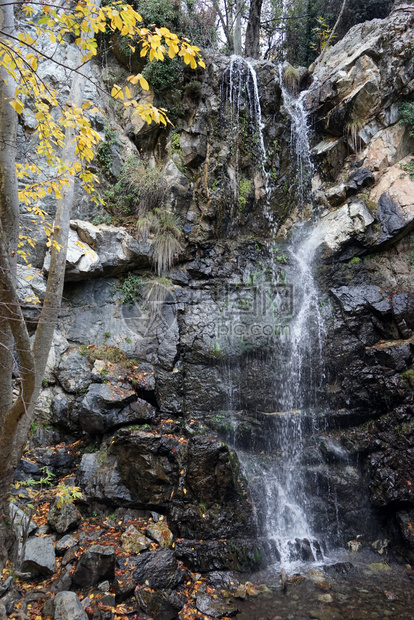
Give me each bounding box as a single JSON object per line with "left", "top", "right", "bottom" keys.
{"left": 220, "top": 55, "right": 269, "bottom": 210}
{"left": 278, "top": 65, "right": 314, "bottom": 205}
{"left": 256, "top": 67, "right": 327, "bottom": 567}
{"left": 222, "top": 55, "right": 267, "bottom": 169}
{"left": 218, "top": 57, "right": 327, "bottom": 569}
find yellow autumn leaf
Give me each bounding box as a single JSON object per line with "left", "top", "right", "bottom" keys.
{"left": 139, "top": 76, "right": 149, "bottom": 90}
{"left": 9, "top": 99, "right": 24, "bottom": 114}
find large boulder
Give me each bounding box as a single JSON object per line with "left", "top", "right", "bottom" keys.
{"left": 44, "top": 221, "right": 151, "bottom": 281}
{"left": 53, "top": 591, "right": 88, "bottom": 620}
{"left": 72, "top": 545, "right": 115, "bottom": 588}
{"left": 79, "top": 383, "right": 136, "bottom": 434}
{"left": 76, "top": 452, "right": 132, "bottom": 505}
{"left": 21, "top": 536, "right": 56, "bottom": 577}
{"left": 135, "top": 588, "right": 186, "bottom": 620}
{"left": 303, "top": 200, "right": 374, "bottom": 258}
{"left": 131, "top": 549, "right": 185, "bottom": 590}
{"left": 311, "top": 8, "right": 414, "bottom": 136}
{"left": 56, "top": 348, "right": 92, "bottom": 394}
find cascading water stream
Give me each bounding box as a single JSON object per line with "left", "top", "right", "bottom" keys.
{"left": 258, "top": 67, "right": 327, "bottom": 568}
{"left": 278, "top": 64, "right": 314, "bottom": 205}
{"left": 219, "top": 56, "right": 327, "bottom": 568}
{"left": 220, "top": 55, "right": 269, "bottom": 203}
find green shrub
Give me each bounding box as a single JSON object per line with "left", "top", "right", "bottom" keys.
{"left": 92, "top": 213, "right": 113, "bottom": 226}
{"left": 142, "top": 56, "right": 184, "bottom": 95}
{"left": 115, "top": 274, "right": 143, "bottom": 305}
{"left": 400, "top": 102, "right": 414, "bottom": 137}
{"left": 283, "top": 65, "right": 300, "bottom": 94}
{"left": 238, "top": 178, "right": 252, "bottom": 211}
{"left": 401, "top": 159, "right": 414, "bottom": 180}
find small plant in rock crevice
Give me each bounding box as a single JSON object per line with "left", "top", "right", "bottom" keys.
{"left": 283, "top": 65, "right": 300, "bottom": 94}
{"left": 238, "top": 178, "right": 252, "bottom": 212}
{"left": 115, "top": 274, "right": 143, "bottom": 305}
{"left": 137, "top": 208, "right": 183, "bottom": 274}
{"left": 399, "top": 101, "right": 414, "bottom": 137}
{"left": 97, "top": 125, "right": 118, "bottom": 177}
{"left": 104, "top": 156, "right": 167, "bottom": 218}
{"left": 399, "top": 102, "right": 414, "bottom": 179}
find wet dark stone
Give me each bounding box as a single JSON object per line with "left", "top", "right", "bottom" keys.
{"left": 132, "top": 549, "right": 185, "bottom": 590}
{"left": 112, "top": 430, "right": 182, "bottom": 505}
{"left": 286, "top": 538, "right": 323, "bottom": 562}
{"left": 320, "top": 437, "right": 350, "bottom": 463}
{"left": 323, "top": 562, "right": 355, "bottom": 575}
{"left": 135, "top": 588, "right": 186, "bottom": 620}
{"left": 377, "top": 193, "right": 408, "bottom": 242}
{"left": 114, "top": 573, "right": 136, "bottom": 602}
{"left": 396, "top": 510, "right": 414, "bottom": 548}
{"left": 346, "top": 167, "right": 375, "bottom": 191}
{"left": 392, "top": 292, "right": 414, "bottom": 338}
{"left": 79, "top": 384, "right": 136, "bottom": 434}
{"left": 61, "top": 545, "right": 80, "bottom": 567}
{"left": 174, "top": 538, "right": 278, "bottom": 572}
{"left": 72, "top": 545, "right": 115, "bottom": 588}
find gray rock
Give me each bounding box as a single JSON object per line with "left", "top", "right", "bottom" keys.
{"left": 132, "top": 548, "right": 184, "bottom": 589}
{"left": 44, "top": 221, "right": 151, "bottom": 281}
{"left": 79, "top": 383, "right": 136, "bottom": 434}
{"left": 9, "top": 504, "right": 37, "bottom": 539}
{"left": 53, "top": 591, "right": 88, "bottom": 620}
{"left": 308, "top": 200, "right": 374, "bottom": 257}
{"left": 50, "top": 570, "right": 73, "bottom": 593}
{"left": 135, "top": 588, "right": 186, "bottom": 620}
{"left": 196, "top": 593, "right": 237, "bottom": 618}
{"left": 47, "top": 499, "right": 82, "bottom": 534}
{"left": 72, "top": 545, "right": 115, "bottom": 588}
{"left": 76, "top": 452, "right": 132, "bottom": 504}
{"left": 56, "top": 348, "right": 92, "bottom": 394}
{"left": 145, "top": 521, "right": 173, "bottom": 548}
{"left": 346, "top": 167, "right": 374, "bottom": 191}
{"left": 55, "top": 535, "right": 78, "bottom": 556}
{"left": 377, "top": 192, "right": 410, "bottom": 243}
{"left": 21, "top": 536, "right": 56, "bottom": 577}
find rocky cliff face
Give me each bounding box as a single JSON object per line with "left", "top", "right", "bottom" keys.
{"left": 15, "top": 3, "right": 414, "bottom": 591}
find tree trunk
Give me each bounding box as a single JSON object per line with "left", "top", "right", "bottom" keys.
{"left": 0, "top": 0, "right": 19, "bottom": 423}
{"left": 234, "top": 0, "right": 243, "bottom": 55}
{"left": 245, "top": 0, "right": 263, "bottom": 58}
{"left": 0, "top": 1, "right": 99, "bottom": 570}
{"left": 317, "top": 0, "right": 348, "bottom": 64}
{"left": 212, "top": 0, "right": 235, "bottom": 53}
{"left": 0, "top": 0, "right": 20, "bottom": 572}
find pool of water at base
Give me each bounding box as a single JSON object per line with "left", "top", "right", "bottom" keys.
{"left": 231, "top": 551, "right": 414, "bottom": 620}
